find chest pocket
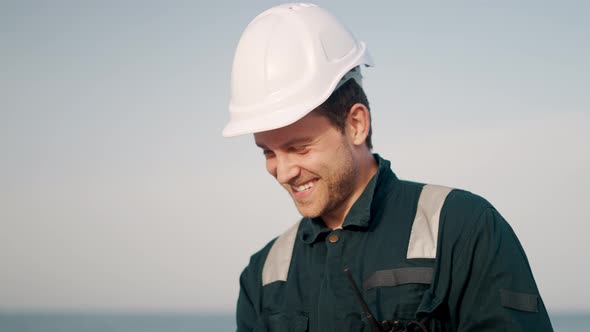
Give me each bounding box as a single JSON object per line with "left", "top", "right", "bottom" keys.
{"left": 364, "top": 267, "right": 433, "bottom": 321}
{"left": 254, "top": 312, "right": 309, "bottom": 332}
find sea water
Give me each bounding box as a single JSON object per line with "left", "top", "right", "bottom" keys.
{"left": 0, "top": 312, "right": 587, "bottom": 331}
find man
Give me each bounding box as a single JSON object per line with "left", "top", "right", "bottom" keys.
{"left": 223, "top": 3, "right": 553, "bottom": 331}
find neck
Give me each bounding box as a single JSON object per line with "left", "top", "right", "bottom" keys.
{"left": 323, "top": 151, "right": 378, "bottom": 229}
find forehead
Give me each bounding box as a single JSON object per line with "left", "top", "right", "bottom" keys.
{"left": 254, "top": 111, "right": 335, "bottom": 148}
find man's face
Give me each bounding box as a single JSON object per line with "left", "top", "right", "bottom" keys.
{"left": 254, "top": 111, "right": 359, "bottom": 220}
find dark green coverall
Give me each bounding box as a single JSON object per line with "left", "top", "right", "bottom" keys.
{"left": 237, "top": 155, "right": 553, "bottom": 331}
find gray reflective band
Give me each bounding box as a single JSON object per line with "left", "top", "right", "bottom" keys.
{"left": 407, "top": 184, "right": 453, "bottom": 259}
{"left": 500, "top": 289, "right": 539, "bottom": 312}
{"left": 262, "top": 221, "right": 301, "bottom": 286}
{"left": 363, "top": 267, "right": 434, "bottom": 290}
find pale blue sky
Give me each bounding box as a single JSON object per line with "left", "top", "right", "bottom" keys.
{"left": 1, "top": 0, "right": 589, "bottom": 314}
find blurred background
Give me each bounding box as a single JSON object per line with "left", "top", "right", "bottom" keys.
{"left": 1, "top": 0, "right": 588, "bottom": 330}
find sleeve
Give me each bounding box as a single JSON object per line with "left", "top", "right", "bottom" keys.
{"left": 445, "top": 206, "right": 553, "bottom": 331}
{"left": 236, "top": 263, "right": 261, "bottom": 332}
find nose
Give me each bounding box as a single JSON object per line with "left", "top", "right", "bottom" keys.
{"left": 274, "top": 154, "right": 300, "bottom": 184}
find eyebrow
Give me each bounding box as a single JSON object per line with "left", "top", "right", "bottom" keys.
{"left": 256, "top": 136, "right": 315, "bottom": 150}
{"left": 255, "top": 142, "right": 268, "bottom": 150}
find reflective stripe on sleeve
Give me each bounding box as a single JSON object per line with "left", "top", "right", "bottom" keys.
{"left": 262, "top": 221, "right": 301, "bottom": 286}
{"left": 406, "top": 184, "right": 453, "bottom": 259}
{"left": 500, "top": 289, "right": 539, "bottom": 312}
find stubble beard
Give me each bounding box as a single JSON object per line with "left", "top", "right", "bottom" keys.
{"left": 293, "top": 150, "right": 358, "bottom": 221}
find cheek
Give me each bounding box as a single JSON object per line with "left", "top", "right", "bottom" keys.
{"left": 298, "top": 154, "right": 326, "bottom": 177}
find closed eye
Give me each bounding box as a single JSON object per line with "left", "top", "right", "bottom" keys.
{"left": 262, "top": 149, "right": 275, "bottom": 158}
{"left": 289, "top": 145, "right": 309, "bottom": 154}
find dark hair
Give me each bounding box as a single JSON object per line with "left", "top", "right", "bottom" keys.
{"left": 315, "top": 78, "right": 373, "bottom": 149}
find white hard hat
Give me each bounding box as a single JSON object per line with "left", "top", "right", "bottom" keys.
{"left": 223, "top": 3, "right": 373, "bottom": 137}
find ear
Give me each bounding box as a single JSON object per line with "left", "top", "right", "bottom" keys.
{"left": 345, "top": 103, "right": 371, "bottom": 147}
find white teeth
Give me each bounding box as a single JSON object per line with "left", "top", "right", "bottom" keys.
{"left": 293, "top": 181, "right": 314, "bottom": 192}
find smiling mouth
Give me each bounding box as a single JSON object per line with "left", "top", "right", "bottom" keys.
{"left": 291, "top": 180, "right": 316, "bottom": 193}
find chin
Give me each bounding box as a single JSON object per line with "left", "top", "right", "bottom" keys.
{"left": 295, "top": 205, "right": 322, "bottom": 219}
{"left": 298, "top": 210, "right": 319, "bottom": 219}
